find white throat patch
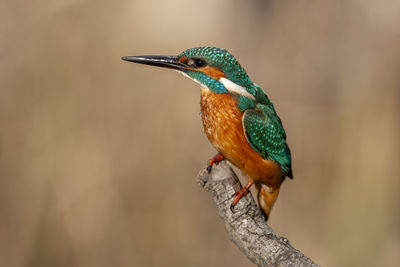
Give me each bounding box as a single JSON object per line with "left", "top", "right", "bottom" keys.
{"left": 176, "top": 71, "right": 254, "bottom": 99}
{"left": 219, "top": 77, "right": 255, "bottom": 99}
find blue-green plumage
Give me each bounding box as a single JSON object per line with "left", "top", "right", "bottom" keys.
{"left": 242, "top": 84, "right": 293, "bottom": 178}
{"left": 179, "top": 47, "right": 255, "bottom": 94}
{"left": 242, "top": 103, "right": 293, "bottom": 178}
{"left": 179, "top": 47, "right": 292, "bottom": 178}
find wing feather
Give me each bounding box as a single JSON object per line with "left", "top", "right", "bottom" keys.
{"left": 242, "top": 104, "right": 293, "bottom": 178}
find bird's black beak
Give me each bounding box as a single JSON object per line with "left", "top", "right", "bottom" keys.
{"left": 121, "top": 55, "right": 187, "bottom": 71}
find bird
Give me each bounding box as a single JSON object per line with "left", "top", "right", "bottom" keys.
{"left": 122, "top": 47, "right": 292, "bottom": 220}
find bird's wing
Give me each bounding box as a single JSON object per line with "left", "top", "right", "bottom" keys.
{"left": 242, "top": 104, "right": 293, "bottom": 178}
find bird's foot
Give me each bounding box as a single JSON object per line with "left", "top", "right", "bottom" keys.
{"left": 230, "top": 181, "right": 254, "bottom": 212}
{"left": 206, "top": 153, "right": 224, "bottom": 173}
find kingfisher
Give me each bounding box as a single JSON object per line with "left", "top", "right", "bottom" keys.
{"left": 122, "top": 47, "right": 292, "bottom": 220}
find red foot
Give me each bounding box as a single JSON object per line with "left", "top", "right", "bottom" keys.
{"left": 207, "top": 153, "right": 224, "bottom": 173}
{"left": 230, "top": 181, "right": 254, "bottom": 212}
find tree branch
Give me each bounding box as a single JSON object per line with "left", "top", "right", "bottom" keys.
{"left": 197, "top": 161, "right": 320, "bottom": 267}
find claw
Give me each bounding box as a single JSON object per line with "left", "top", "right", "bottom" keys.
{"left": 230, "top": 181, "right": 254, "bottom": 211}
{"left": 207, "top": 153, "right": 224, "bottom": 173}
{"left": 230, "top": 204, "right": 235, "bottom": 212}
{"left": 206, "top": 165, "right": 212, "bottom": 173}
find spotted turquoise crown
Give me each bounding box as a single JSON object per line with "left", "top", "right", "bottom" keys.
{"left": 179, "top": 47, "right": 256, "bottom": 95}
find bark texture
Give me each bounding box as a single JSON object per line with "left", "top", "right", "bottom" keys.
{"left": 197, "top": 161, "right": 320, "bottom": 267}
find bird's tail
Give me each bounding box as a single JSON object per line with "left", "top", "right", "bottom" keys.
{"left": 256, "top": 184, "right": 281, "bottom": 221}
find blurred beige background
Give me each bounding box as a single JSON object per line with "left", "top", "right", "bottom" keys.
{"left": 1, "top": 0, "right": 399, "bottom": 266}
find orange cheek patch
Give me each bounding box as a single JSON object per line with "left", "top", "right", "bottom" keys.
{"left": 199, "top": 66, "right": 226, "bottom": 79}
{"left": 178, "top": 56, "right": 188, "bottom": 63}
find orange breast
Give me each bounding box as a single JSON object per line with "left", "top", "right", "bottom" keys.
{"left": 200, "top": 88, "right": 283, "bottom": 188}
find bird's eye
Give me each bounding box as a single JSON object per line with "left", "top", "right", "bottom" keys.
{"left": 188, "top": 58, "right": 206, "bottom": 68}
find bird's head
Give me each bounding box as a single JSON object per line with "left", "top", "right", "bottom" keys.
{"left": 122, "top": 47, "right": 256, "bottom": 99}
